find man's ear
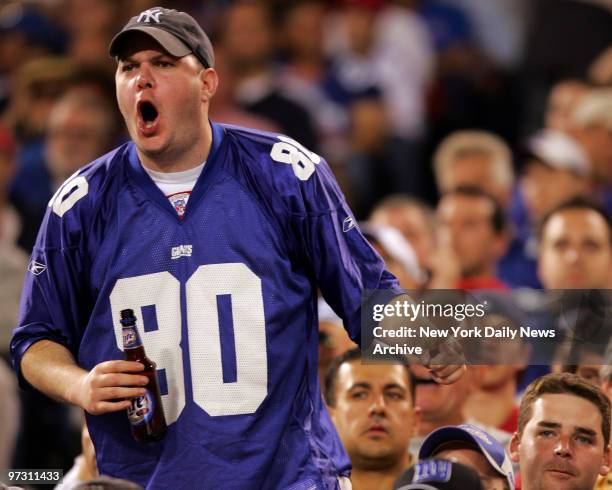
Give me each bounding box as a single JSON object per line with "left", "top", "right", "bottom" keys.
{"left": 412, "top": 406, "right": 422, "bottom": 438}
{"left": 600, "top": 444, "right": 611, "bottom": 476}
{"left": 509, "top": 431, "right": 521, "bottom": 463}
{"left": 200, "top": 67, "right": 219, "bottom": 102}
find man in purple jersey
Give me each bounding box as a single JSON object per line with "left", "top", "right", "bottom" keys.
{"left": 11, "top": 7, "right": 464, "bottom": 489}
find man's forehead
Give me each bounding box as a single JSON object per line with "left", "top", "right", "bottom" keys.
{"left": 545, "top": 209, "right": 610, "bottom": 240}
{"left": 338, "top": 361, "right": 408, "bottom": 388}
{"left": 529, "top": 394, "right": 603, "bottom": 431}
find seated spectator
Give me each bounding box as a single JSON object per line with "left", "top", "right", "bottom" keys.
{"left": 394, "top": 459, "right": 484, "bottom": 490}
{"left": 567, "top": 88, "right": 612, "bottom": 206}
{"left": 360, "top": 223, "right": 426, "bottom": 289}
{"left": 324, "top": 348, "right": 420, "bottom": 490}
{"left": 418, "top": 424, "right": 515, "bottom": 490}
{"left": 55, "top": 424, "right": 97, "bottom": 490}
{"left": 369, "top": 195, "right": 439, "bottom": 284}
{"left": 436, "top": 187, "right": 509, "bottom": 290}
{"left": 509, "top": 373, "right": 611, "bottom": 490}
{"left": 545, "top": 80, "right": 590, "bottom": 133}
{"left": 538, "top": 197, "right": 611, "bottom": 290}
{"left": 433, "top": 131, "right": 513, "bottom": 207}
{"left": 219, "top": 1, "right": 317, "bottom": 150}
{"left": 509, "top": 129, "right": 591, "bottom": 289}
{"left": 411, "top": 364, "right": 510, "bottom": 457}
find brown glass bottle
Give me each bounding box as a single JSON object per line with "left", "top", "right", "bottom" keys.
{"left": 121, "top": 308, "right": 167, "bottom": 443}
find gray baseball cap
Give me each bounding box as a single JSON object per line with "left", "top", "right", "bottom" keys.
{"left": 109, "top": 7, "right": 214, "bottom": 68}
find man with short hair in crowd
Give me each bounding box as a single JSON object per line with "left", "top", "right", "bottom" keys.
{"left": 436, "top": 186, "right": 509, "bottom": 290}
{"left": 324, "top": 348, "right": 420, "bottom": 490}
{"left": 509, "top": 372, "right": 611, "bottom": 490}
{"left": 433, "top": 131, "right": 514, "bottom": 207}
{"left": 538, "top": 197, "right": 611, "bottom": 290}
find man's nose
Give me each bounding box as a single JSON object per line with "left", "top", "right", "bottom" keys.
{"left": 368, "top": 393, "right": 387, "bottom": 415}
{"left": 554, "top": 437, "right": 573, "bottom": 458}
{"left": 137, "top": 66, "right": 154, "bottom": 90}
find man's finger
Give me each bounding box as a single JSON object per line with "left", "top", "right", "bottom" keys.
{"left": 98, "top": 386, "right": 147, "bottom": 400}
{"left": 99, "top": 372, "right": 149, "bottom": 387}
{"left": 430, "top": 364, "right": 466, "bottom": 384}
{"left": 97, "top": 360, "right": 145, "bottom": 374}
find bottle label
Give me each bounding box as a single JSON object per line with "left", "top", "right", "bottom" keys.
{"left": 127, "top": 390, "right": 155, "bottom": 426}
{"left": 122, "top": 326, "right": 142, "bottom": 349}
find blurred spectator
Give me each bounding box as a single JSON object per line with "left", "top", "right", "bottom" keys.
{"left": 0, "top": 122, "right": 27, "bottom": 352}
{"left": 370, "top": 195, "right": 436, "bottom": 276}
{"left": 410, "top": 365, "right": 509, "bottom": 456}
{"left": 590, "top": 45, "right": 612, "bottom": 86}
{"left": 325, "top": 348, "right": 420, "bottom": 490}
{"left": 394, "top": 459, "right": 485, "bottom": 490}
{"left": 545, "top": 79, "right": 590, "bottom": 132}
{"left": 0, "top": 2, "right": 67, "bottom": 112}
{"left": 0, "top": 358, "right": 19, "bottom": 472}
{"left": 3, "top": 56, "right": 77, "bottom": 143}
{"left": 360, "top": 223, "right": 426, "bottom": 289}
{"left": 464, "top": 341, "right": 527, "bottom": 433}
{"left": 277, "top": 1, "right": 350, "bottom": 162}
{"left": 520, "top": 130, "right": 591, "bottom": 225}
{"left": 507, "top": 129, "right": 591, "bottom": 288}
{"left": 209, "top": 46, "right": 279, "bottom": 132}
{"left": 537, "top": 197, "right": 612, "bottom": 289}
{"left": 509, "top": 372, "right": 611, "bottom": 490}
{"left": 11, "top": 88, "right": 120, "bottom": 252}
{"left": 220, "top": 0, "right": 317, "bottom": 150}
{"left": 436, "top": 187, "right": 509, "bottom": 290}
{"left": 521, "top": 0, "right": 612, "bottom": 133}
{"left": 433, "top": 131, "right": 513, "bottom": 207}
{"left": 418, "top": 424, "right": 515, "bottom": 490}
{"left": 567, "top": 88, "right": 612, "bottom": 208}
{"left": 55, "top": 424, "right": 98, "bottom": 490}
{"left": 325, "top": 0, "right": 435, "bottom": 210}
{"left": 451, "top": 0, "right": 529, "bottom": 71}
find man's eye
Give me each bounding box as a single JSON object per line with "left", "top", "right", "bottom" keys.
{"left": 122, "top": 64, "right": 135, "bottom": 72}
{"left": 576, "top": 435, "right": 594, "bottom": 445}
{"left": 155, "top": 60, "right": 173, "bottom": 67}
{"left": 351, "top": 391, "right": 367, "bottom": 400}
{"left": 538, "top": 430, "right": 555, "bottom": 438}
{"left": 387, "top": 391, "right": 404, "bottom": 400}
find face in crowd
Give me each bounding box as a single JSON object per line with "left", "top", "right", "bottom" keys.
{"left": 327, "top": 356, "right": 420, "bottom": 471}
{"left": 510, "top": 374, "right": 611, "bottom": 490}
{"left": 538, "top": 206, "right": 612, "bottom": 289}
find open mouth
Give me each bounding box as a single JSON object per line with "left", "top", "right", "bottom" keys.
{"left": 138, "top": 100, "right": 159, "bottom": 129}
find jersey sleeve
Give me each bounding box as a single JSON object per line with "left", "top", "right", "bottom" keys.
{"left": 10, "top": 174, "right": 93, "bottom": 389}
{"left": 270, "top": 139, "right": 403, "bottom": 345}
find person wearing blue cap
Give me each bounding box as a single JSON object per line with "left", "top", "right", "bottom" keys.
{"left": 419, "top": 423, "right": 515, "bottom": 490}
{"left": 394, "top": 459, "right": 484, "bottom": 490}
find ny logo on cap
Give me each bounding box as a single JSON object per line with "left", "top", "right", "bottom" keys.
{"left": 137, "top": 8, "right": 163, "bottom": 24}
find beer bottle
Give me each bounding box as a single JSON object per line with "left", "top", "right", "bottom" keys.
{"left": 120, "top": 308, "right": 167, "bottom": 442}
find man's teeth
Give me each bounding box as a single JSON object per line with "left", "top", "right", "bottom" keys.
{"left": 145, "top": 121, "right": 154, "bottom": 128}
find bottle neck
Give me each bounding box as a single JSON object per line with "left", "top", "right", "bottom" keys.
{"left": 122, "top": 324, "right": 143, "bottom": 350}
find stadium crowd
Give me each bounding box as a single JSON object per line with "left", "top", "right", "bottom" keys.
{"left": 0, "top": 0, "right": 611, "bottom": 489}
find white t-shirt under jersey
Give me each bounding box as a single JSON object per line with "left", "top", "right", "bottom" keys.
{"left": 142, "top": 162, "right": 205, "bottom": 219}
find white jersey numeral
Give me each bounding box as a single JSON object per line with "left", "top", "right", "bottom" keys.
{"left": 270, "top": 135, "right": 320, "bottom": 181}
{"left": 48, "top": 171, "right": 89, "bottom": 217}
{"left": 110, "top": 264, "right": 267, "bottom": 421}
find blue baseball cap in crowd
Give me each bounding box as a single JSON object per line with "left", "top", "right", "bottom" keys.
{"left": 419, "top": 424, "right": 515, "bottom": 490}
{"left": 394, "top": 459, "right": 484, "bottom": 490}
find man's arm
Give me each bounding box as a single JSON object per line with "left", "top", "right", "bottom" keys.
{"left": 21, "top": 340, "right": 149, "bottom": 415}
